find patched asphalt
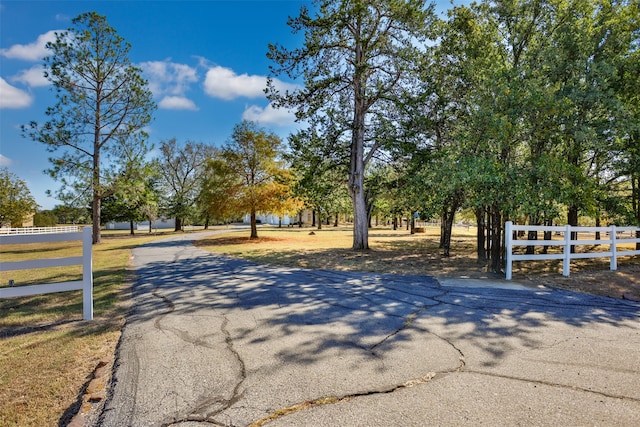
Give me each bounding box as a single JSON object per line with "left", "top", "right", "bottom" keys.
{"left": 99, "top": 231, "right": 640, "bottom": 426}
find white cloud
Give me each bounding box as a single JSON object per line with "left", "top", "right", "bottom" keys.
{"left": 139, "top": 60, "right": 198, "bottom": 110}
{"left": 0, "top": 154, "right": 13, "bottom": 166}
{"left": 242, "top": 102, "right": 297, "bottom": 127}
{"left": 158, "top": 96, "right": 198, "bottom": 111}
{"left": 203, "top": 66, "right": 300, "bottom": 100}
{"left": 204, "top": 66, "right": 266, "bottom": 100}
{"left": 0, "top": 30, "right": 60, "bottom": 61}
{"left": 11, "top": 65, "right": 50, "bottom": 87}
{"left": 0, "top": 77, "right": 33, "bottom": 109}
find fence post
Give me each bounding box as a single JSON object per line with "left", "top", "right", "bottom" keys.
{"left": 82, "top": 227, "right": 93, "bottom": 320}
{"left": 505, "top": 221, "right": 513, "bottom": 280}
{"left": 610, "top": 225, "right": 617, "bottom": 271}
{"left": 563, "top": 224, "right": 571, "bottom": 276}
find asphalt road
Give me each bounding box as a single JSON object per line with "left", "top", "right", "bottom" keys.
{"left": 99, "top": 231, "right": 640, "bottom": 426}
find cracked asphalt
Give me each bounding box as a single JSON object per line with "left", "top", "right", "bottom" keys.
{"left": 99, "top": 231, "right": 640, "bottom": 426}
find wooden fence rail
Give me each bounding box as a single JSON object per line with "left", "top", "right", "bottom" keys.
{"left": 0, "top": 227, "right": 93, "bottom": 320}
{"left": 505, "top": 221, "right": 640, "bottom": 280}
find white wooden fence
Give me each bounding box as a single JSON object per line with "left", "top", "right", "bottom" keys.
{"left": 0, "top": 226, "right": 79, "bottom": 235}
{"left": 0, "top": 227, "right": 93, "bottom": 320}
{"left": 505, "top": 221, "right": 640, "bottom": 280}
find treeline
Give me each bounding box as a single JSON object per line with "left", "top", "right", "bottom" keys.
{"left": 271, "top": 0, "right": 640, "bottom": 272}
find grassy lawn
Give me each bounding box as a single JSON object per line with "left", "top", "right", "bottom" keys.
{"left": 0, "top": 229, "right": 178, "bottom": 427}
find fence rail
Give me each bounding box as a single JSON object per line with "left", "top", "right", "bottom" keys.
{"left": 0, "top": 226, "right": 79, "bottom": 235}
{"left": 0, "top": 227, "right": 93, "bottom": 320}
{"left": 505, "top": 221, "right": 640, "bottom": 280}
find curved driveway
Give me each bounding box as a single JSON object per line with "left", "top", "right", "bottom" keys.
{"left": 100, "top": 231, "right": 640, "bottom": 426}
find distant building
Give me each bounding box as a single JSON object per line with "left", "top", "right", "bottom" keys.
{"left": 105, "top": 217, "right": 176, "bottom": 231}
{"left": 243, "top": 210, "right": 313, "bottom": 226}
{"left": 1, "top": 212, "right": 34, "bottom": 228}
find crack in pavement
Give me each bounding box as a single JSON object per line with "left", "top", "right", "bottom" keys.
{"left": 369, "top": 306, "right": 428, "bottom": 351}
{"left": 161, "top": 315, "right": 247, "bottom": 427}
{"left": 147, "top": 284, "right": 249, "bottom": 426}
{"left": 465, "top": 369, "right": 640, "bottom": 403}
{"left": 242, "top": 297, "right": 466, "bottom": 427}
{"left": 248, "top": 372, "right": 438, "bottom": 427}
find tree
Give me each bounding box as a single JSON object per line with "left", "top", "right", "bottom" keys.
{"left": 287, "top": 119, "right": 350, "bottom": 230}
{"left": 0, "top": 168, "right": 38, "bottom": 227}
{"left": 199, "top": 155, "right": 242, "bottom": 226}
{"left": 52, "top": 204, "right": 90, "bottom": 225}
{"left": 34, "top": 210, "right": 58, "bottom": 227}
{"left": 213, "top": 121, "right": 297, "bottom": 239}
{"left": 156, "top": 139, "right": 213, "bottom": 231}
{"left": 102, "top": 135, "right": 158, "bottom": 235}
{"left": 268, "top": 0, "right": 435, "bottom": 250}
{"left": 22, "top": 12, "right": 155, "bottom": 244}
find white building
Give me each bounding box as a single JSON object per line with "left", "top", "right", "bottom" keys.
{"left": 105, "top": 217, "right": 176, "bottom": 231}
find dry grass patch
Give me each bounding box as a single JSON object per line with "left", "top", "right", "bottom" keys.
{"left": 0, "top": 229, "right": 182, "bottom": 427}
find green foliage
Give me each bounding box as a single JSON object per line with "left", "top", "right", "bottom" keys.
{"left": 156, "top": 139, "right": 213, "bottom": 231}
{"left": 286, "top": 119, "right": 350, "bottom": 225}
{"left": 0, "top": 168, "right": 38, "bottom": 227}
{"left": 33, "top": 211, "right": 58, "bottom": 227}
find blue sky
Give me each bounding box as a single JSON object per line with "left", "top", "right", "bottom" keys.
{"left": 1, "top": 0, "right": 465, "bottom": 210}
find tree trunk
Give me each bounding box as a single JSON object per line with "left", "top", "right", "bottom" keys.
{"left": 312, "top": 210, "right": 316, "bottom": 227}
{"left": 543, "top": 219, "right": 552, "bottom": 254}
{"left": 366, "top": 191, "right": 374, "bottom": 229}
{"left": 175, "top": 217, "right": 182, "bottom": 232}
{"left": 92, "top": 102, "right": 101, "bottom": 244}
{"left": 349, "top": 19, "right": 369, "bottom": 251}
{"left": 490, "top": 206, "right": 502, "bottom": 273}
{"left": 334, "top": 212, "right": 339, "bottom": 227}
{"left": 439, "top": 211, "right": 446, "bottom": 248}
{"left": 526, "top": 215, "right": 539, "bottom": 255}
{"left": 441, "top": 205, "right": 457, "bottom": 257}
{"left": 129, "top": 220, "right": 135, "bottom": 236}
{"left": 475, "top": 208, "right": 486, "bottom": 260}
{"left": 351, "top": 182, "right": 369, "bottom": 249}
{"left": 250, "top": 208, "right": 258, "bottom": 239}
{"left": 485, "top": 209, "right": 492, "bottom": 261}
{"left": 442, "top": 216, "right": 453, "bottom": 257}
{"left": 633, "top": 175, "right": 640, "bottom": 250}
{"left": 148, "top": 218, "right": 152, "bottom": 234}
{"left": 567, "top": 206, "right": 579, "bottom": 253}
